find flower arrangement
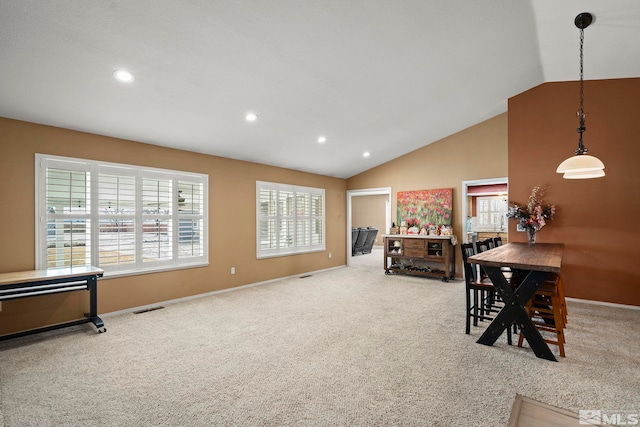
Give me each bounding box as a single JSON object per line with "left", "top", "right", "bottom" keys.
{"left": 405, "top": 218, "right": 420, "bottom": 228}
{"left": 405, "top": 218, "right": 420, "bottom": 234}
{"left": 507, "top": 185, "right": 556, "bottom": 231}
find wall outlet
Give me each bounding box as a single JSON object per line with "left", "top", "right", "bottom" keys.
{"left": 328, "top": 252, "right": 332, "bottom": 259}
{"left": 231, "top": 267, "right": 236, "bottom": 275}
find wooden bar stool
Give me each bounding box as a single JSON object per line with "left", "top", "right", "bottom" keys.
{"left": 461, "top": 243, "right": 513, "bottom": 344}
{"left": 543, "top": 274, "right": 567, "bottom": 327}
{"left": 518, "top": 274, "right": 566, "bottom": 357}
{"left": 555, "top": 275, "right": 568, "bottom": 326}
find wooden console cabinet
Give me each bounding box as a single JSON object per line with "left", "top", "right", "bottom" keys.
{"left": 383, "top": 235, "right": 456, "bottom": 282}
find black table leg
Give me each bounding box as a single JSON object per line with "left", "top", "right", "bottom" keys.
{"left": 85, "top": 274, "right": 106, "bottom": 333}
{"left": 477, "top": 267, "right": 557, "bottom": 362}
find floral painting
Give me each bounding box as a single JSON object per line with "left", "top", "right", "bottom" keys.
{"left": 397, "top": 188, "right": 453, "bottom": 228}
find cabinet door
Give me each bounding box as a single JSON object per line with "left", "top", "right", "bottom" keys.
{"left": 386, "top": 237, "right": 403, "bottom": 255}
{"left": 426, "top": 241, "right": 444, "bottom": 257}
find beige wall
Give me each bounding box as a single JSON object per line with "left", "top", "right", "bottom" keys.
{"left": 508, "top": 78, "right": 640, "bottom": 305}
{"left": 351, "top": 195, "right": 387, "bottom": 246}
{"left": 348, "top": 113, "right": 509, "bottom": 277}
{"left": 0, "top": 118, "right": 347, "bottom": 335}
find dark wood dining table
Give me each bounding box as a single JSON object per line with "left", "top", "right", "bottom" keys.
{"left": 468, "top": 242, "right": 564, "bottom": 362}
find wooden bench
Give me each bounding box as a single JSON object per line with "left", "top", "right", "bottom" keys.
{"left": 0, "top": 266, "right": 105, "bottom": 341}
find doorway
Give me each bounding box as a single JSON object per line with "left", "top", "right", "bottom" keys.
{"left": 461, "top": 178, "right": 508, "bottom": 244}
{"left": 346, "top": 187, "right": 392, "bottom": 267}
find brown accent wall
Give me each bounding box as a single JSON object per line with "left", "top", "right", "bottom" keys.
{"left": 347, "top": 113, "right": 509, "bottom": 277}
{"left": 0, "top": 118, "right": 346, "bottom": 335}
{"left": 508, "top": 78, "right": 640, "bottom": 305}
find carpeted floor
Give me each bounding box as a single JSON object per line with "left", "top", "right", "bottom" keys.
{"left": 1, "top": 247, "right": 638, "bottom": 426}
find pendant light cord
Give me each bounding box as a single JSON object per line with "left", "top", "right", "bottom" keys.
{"left": 576, "top": 26, "right": 587, "bottom": 155}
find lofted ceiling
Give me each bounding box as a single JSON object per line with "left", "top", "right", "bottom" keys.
{"left": 1, "top": 1, "right": 639, "bottom": 178}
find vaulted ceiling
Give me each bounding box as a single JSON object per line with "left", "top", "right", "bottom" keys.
{"left": 1, "top": 1, "right": 639, "bottom": 178}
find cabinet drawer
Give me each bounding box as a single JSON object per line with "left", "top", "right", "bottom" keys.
{"left": 404, "top": 248, "right": 425, "bottom": 257}
{"left": 403, "top": 239, "right": 425, "bottom": 249}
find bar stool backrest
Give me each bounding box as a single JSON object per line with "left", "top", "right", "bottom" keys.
{"left": 460, "top": 243, "right": 480, "bottom": 283}
{"left": 475, "top": 239, "right": 492, "bottom": 254}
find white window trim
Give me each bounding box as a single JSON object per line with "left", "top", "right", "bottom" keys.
{"left": 256, "top": 181, "right": 326, "bottom": 259}
{"left": 35, "top": 154, "right": 209, "bottom": 277}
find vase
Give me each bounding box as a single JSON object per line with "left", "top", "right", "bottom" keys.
{"left": 526, "top": 228, "right": 537, "bottom": 243}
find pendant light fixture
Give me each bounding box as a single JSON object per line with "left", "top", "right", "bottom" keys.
{"left": 556, "top": 12, "right": 605, "bottom": 179}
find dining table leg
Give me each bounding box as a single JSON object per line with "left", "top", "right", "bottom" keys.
{"left": 476, "top": 267, "right": 558, "bottom": 362}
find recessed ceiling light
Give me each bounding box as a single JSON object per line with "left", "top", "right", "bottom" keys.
{"left": 245, "top": 112, "right": 258, "bottom": 122}
{"left": 113, "top": 69, "right": 135, "bottom": 83}
{"left": 363, "top": 151, "right": 371, "bottom": 158}
{"left": 317, "top": 136, "right": 327, "bottom": 144}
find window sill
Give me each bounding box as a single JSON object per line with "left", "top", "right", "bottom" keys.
{"left": 100, "top": 261, "right": 209, "bottom": 280}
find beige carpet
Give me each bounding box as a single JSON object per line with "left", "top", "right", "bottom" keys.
{"left": 1, "top": 247, "right": 638, "bottom": 426}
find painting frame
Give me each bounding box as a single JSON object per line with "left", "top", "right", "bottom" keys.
{"left": 397, "top": 188, "right": 453, "bottom": 228}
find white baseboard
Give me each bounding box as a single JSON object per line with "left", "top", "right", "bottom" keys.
{"left": 566, "top": 297, "right": 640, "bottom": 311}
{"left": 102, "top": 265, "right": 346, "bottom": 318}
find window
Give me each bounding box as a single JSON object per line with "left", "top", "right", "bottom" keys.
{"left": 256, "top": 181, "right": 325, "bottom": 258}
{"left": 476, "top": 196, "right": 508, "bottom": 231}
{"left": 36, "top": 154, "right": 208, "bottom": 276}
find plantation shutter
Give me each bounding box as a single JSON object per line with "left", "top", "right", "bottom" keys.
{"left": 278, "top": 190, "right": 294, "bottom": 249}
{"left": 97, "top": 168, "right": 136, "bottom": 269}
{"left": 259, "top": 188, "right": 277, "bottom": 251}
{"left": 141, "top": 176, "right": 173, "bottom": 262}
{"left": 45, "top": 166, "right": 91, "bottom": 268}
{"left": 311, "top": 193, "right": 324, "bottom": 246}
{"left": 177, "top": 180, "right": 205, "bottom": 258}
{"left": 256, "top": 181, "right": 325, "bottom": 258}
{"left": 296, "top": 193, "right": 310, "bottom": 247}
{"left": 37, "top": 154, "right": 208, "bottom": 275}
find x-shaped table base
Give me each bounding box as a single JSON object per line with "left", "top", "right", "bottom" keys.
{"left": 476, "top": 267, "right": 557, "bottom": 362}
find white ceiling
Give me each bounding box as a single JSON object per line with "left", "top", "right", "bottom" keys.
{"left": 1, "top": 1, "right": 639, "bottom": 178}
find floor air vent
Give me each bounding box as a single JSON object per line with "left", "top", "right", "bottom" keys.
{"left": 133, "top": 306, "right": 165, "bottom": 314}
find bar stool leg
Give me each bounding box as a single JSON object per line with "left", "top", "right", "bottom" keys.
{"left": 518, "top": 285, "right": 565, "bottom": 357}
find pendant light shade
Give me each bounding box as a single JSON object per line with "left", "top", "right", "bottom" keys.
{"left": 561, "top": 169, "right": 606, "bottom": 179}
{"left": 556, "top": 154, "right": 605, "bottom": 175}
{"left": 557, "top": 12, "right": 605, "bottom": 179}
